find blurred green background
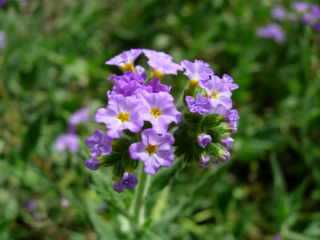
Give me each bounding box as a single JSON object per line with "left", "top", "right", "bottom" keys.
{"left": 1, "top": 0, "right": 320, "bottom": 239}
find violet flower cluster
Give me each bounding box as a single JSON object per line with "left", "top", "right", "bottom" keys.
{"left": 85, "top": 49, "right": 239, "bottom": 192}
{"left": 257, "top": 2, "right": 320, "bottom": 43}
{"left": 54, "top": 108, "right": 90, "bottom": 153}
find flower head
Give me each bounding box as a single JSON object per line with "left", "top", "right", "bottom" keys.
{"left": 139, "top": 91, "right": 181, "bottom": 133}
{"left": 257, "top": 24, "right": 286, "bottom": 43}
{"left": 221, "top": 137, "right": 234, "bottom": 150}
{"left": 200, "top": 154, "right": 210, "bottom": 168}
{"left": 185, "top": 94, "right": 212, "bottom": 115}
{"left": 221, "top": 74, "right": 239, "bottom": 91}
{"left": 106, "top": 49, "right": 142, "bottom": 71}
{"left": 293, "top": 2, "right": 310, "bottom": 13}
{"left": 0, "top": 0, "right": 6, "bottom": 8}
{"left": 143, "top": 49, "right": 182, "bottom": 77}
{"left": 110, "top": 72, "right": 146, "bottom": 96}
{"left": 272, "top": 6, "right": 288, "bottom": 21}
{"left": 202, "top": 75, "right": 233, "bottom": 110}
{"left": 181, "top": 60, "right": 213, "bottom": 87}
{"left": 197, "top": 133, "right": 212, "bottom": 148}
{"left": 95, "top": 94, "right": 144, "bottom": 138}
{"left": 113, "top": 172, "right": 138, "bottom": 192}
{"left": 85, "top": 130, "right": 112, "bottom": 157}
{"left": 225, "top": 109, "right": 239, "bottom": 133}
{"left": 54, "top": 133, "right": 79, "bottom": 153}
{"left": 85, "top": 158, "right": 100, "bottom": 170}
{"left": 69, "top": 107, "right": 90, "bottom": 126}
{"left": 146, "top": 78, "right": 171, "bottom": 93}
{"left": 130, "top": 129, "right": 175, "bottom": 175}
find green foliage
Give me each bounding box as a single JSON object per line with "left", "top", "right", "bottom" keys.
{"left": 1, "top": 0, "right": 320, "bottom": 239}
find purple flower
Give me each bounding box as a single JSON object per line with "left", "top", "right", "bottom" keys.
{"left": 143, "top": 49, "right": 182, "bottom": 77}
{"left": 302, "top": 5, "right": 320, "bottom": 25}
{"left": 0, "top": 31, "right": 5, "bottom": 49}
{"left": 185, "top": 94, "right": 212, "bottom": 115}
{"left": 221, "top": 137, "right": 234, "bottom": 150}
{"left": 24, "top": 199, "right": 37, "bottom": 212}
{"left": 220, "top": 148, "right": 231, "bottom": 161}
{"left": 113, "top": 172, "right": 138, "bottom": 192}
{"left": 106, "top": 49, "right": 142, "bottom": 71}
{"left": 273, "top": 234, "right": 282, "bottom": 240}
{"left": 200, "top": 154, "right": 210, "bottom": 168}
{"left": 146, "top": 78, "right": 171, "bottom": 93}
{"left": 272, "top": 6, "right": 287, "bottom": 21}
{"left": 95, "top": 94, "right": 144, "bottom": 138}
{"left": 69, "top": 107, "right": 90, "bottom": 126}
{"left": 203, "top": 75, "right": 233, "bottom": 110}
{"left": 85, "top": 129, "right": 112, "bottom": 157}
{"left": 293, "top": 2, "right": 310, "bottom": 13}
{"left": 180, "top": 59, "right": 213, "bottom": 86}
{"left": 54, "top": 133, "right": 79, "bottom": 153}
{"left": 197, "top": 133, "right": 212, "bottom": 148}
{"left": 110, "top": 72, "right": 146, "bottom": 96}
{"left": 129, "top": 129, "right": 175, "bottom": 175}
{"left": 225, "top": 109, "right": 239, "bottom": 133}
{"left": 257, "top": 24, "right": 286, "bottom": 43}
{"left": 0, "top": 0, "right": 6, "bottom": 7}
{"left": 221, "top": 74, "right": 239, "bottom": 91}
{"left": 138, "top": 91, "right": 181, "bottom": 133}
{"left": 314, "top": 23, "right": 320, "bottom": 31}
{"left": 85, "top": 158, "right": 100, "bottom": 170}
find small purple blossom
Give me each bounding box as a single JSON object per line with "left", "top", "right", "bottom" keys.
{"left": 225, "top": 109, "right": 239, "bottom": 133}
{"left": 302, "top": 4, "right": 320, "bottom": 25}
{"left": 293, "top": 2, "right": 310, "bottom": 13}
{"left": 69, "top": 107, "right": 90, "bottom": 126}
{"left": 221, "top": 74, "right": 239, "bottom": 91}
{"left": 220, "top": 148, "right": 231, "bottom": 161}
{"left": 85, "top": 158, "right": 100, "bottom": 170}
{"left": 272, "top": 6, "right": 287, "bottom": 21}
{"left": 138, "top": 91, "right": 181, "bottom": 133}
{"left": 54, "top": 133, "right": 79, "bottom": 153}
{"left": 257, "top": 24, "right": 286, "bottom": 43}
{"left": 24, "top": 199, "right": 37, "bottom": 213}
{"left": 106, "top": 49, "right": 142, "bottom": 71}
{"left": 185, "top": 94, "right": 212, "bottom": 115}
{"left": 85, "top": 129, "right": 112, "bottom": 157}
{"left": 109, "top": 72, "right": 146, "bottom": 96}
{"left": 221, "top": 137, "right": 234, "bottom": 150}
{"left": 146, "top": 78, "right": 171, "bottom": 93}
{"left": 197, "top": 133, "right": 212, "bottom": 148}
{"left": 0, "top": 0, "right": 6, "bottom": 7}
{"left": 181, "top": 59, "right": 213, "bottom": 86}
{"left": 143, "top": 49, "right": 182, "bottom": 76}
{"left": 95, "top": 94, "right": 144, "bottom": 138}
{"left": 130, "top": 129, "right": 175, "bottom": 175}
{"left": 113, "top": 172, "right": 138, "bottom": 192}
{"left": 200, "top": 154, "right": 210, "bottom": 168}
{"left": 203, "top": 75, "right": 233, "bottom": 110}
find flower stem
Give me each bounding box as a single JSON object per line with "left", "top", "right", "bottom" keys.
{"left": 131, "top": 163, "right": 152, "bottom": 229}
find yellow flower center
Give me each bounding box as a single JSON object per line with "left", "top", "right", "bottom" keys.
{"left": 150, "top": 107, "right": 162, "bottom": 118}
{"left": 146, "top": 144, "right": 157, "bottom": 155}
{"left": 190, "top": 79, "right": 199, "bottom": 87}
{"left": 210, "top": 91, "right": 220, "bottom": 100}
{"left": 117, "top": 112, "right": 130, "bottom": 122}
{"left": 152, "top": 69, "right": 163, "bottom": 79}
{"left": 120, "top": 63, "right": 135, "bottom": 72}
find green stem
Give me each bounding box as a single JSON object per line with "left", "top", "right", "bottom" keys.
{"left": 130, "top": 164, "right": 152, "bottom": 228}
